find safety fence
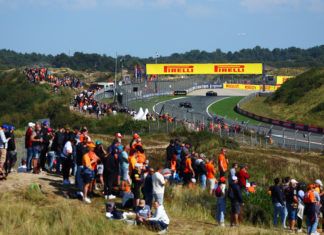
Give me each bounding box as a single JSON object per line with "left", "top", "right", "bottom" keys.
{"left": 236, "top": 93, "right": 324, "bottom": 135}
{"left": 91, "top": 81, "right": 324, "bottom": 152}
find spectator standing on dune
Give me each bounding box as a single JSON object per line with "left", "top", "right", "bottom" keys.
{"left": 31, "top": 123, "right": 43, "bottom": 174}
{"left": 4, "top": 125, "right": 17, "bottom": 175}
{"left": 152, "top": 167, "right": 166, "bottom": 206}
{"left": 218, "top": 148, "right": 228, "bottom": 178}
{"left": 82, "top": 142, "right": 99, "bottom": 204}
{"left": 25, "top": 122, "right": 35, "bottom": 172}
{"left": 0, "top": 125, "right": 10, "bottom": 179}
{"left": 269, "top": 178, "right": 285, "bottom": 228}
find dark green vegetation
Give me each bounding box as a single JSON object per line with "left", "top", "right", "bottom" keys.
{"left": 241, "top": 68, "right": 324, "bottom": 126}
{"left": 1, "top": 45, "right": 324, "bottom": 71}
{"left": 208, "top": 97, "right": 261, "bottom": 124}
{"left": 0, "top": 70, "right": 149, "bottom": 133}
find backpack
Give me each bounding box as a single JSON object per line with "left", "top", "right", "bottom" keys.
{"left": 215, "top": 185, "right": 223, "bottom": 197}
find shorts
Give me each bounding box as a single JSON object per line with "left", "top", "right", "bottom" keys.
{"left": 97, "top": 164, "right": 104, "bottom": 175}
{"left": 132, "top": 184, "right": 141, "bottom": 199}
{"left": 231, "top": 201, "right": 241, "bottom": 214}
{"left": 287, "top": 203, "right": 297, "bottom": 220}
{"left": 33, "top": 148, "right": 41, "bottom": 159}
{"left": 0, "top": 148, "right": 6, "bottom": 165}
{"left": 120, "top": 168, "right": 129, "bottom": 181}
{"left": 82, "top": 168, "right": 95, "bottom": 184}
{"left": 207, "top": 178, "right": 216, "bottom": 191}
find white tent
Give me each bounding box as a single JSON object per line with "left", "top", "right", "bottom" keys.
{"left": 140, "top": 108, "right": 149, "bottom": 120}
{"left": 133, "top": 107, "right": 144, "bottom": 120}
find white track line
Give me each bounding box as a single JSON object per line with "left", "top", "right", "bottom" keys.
{"left": 152, "top": 97, "right": 186, "bottom": 114}
{"left": 271, "top": 134, "right": 322, "bottom": 146}
{"left": 206, "top": 97, "right": 230, "bottom": 117}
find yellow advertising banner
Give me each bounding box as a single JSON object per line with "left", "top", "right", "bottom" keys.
{"left": 276, "top": 76, "right": 294, "bottom": 85}
{"left": 223, "top": 83, "right": 279, "bottom": 91}
{"left": 146, "top": 63, "right": 263, "bottom": 75}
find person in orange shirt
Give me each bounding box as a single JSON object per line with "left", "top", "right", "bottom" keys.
{"left": 170, "top": 152, "right": 177, "bottom": 172}
{"left": 218, "top": 148, "right": 228, "bottom": 177}
{"left": 205, "top": 159, "right": 217, "bottom": 195}
{"left": 128, "top": 153, "right": 137, "bottom": 176}
{"left": 82, "top": 142, "right": 99, "bottom": 204}
{"left": 183, "top": 155, "right": 195, "bottom": 186}
{"left": 304, "top": 184, "right": 317, "bottom": 234}
{"left": 135, "top": 145, "right": 146, "bottom": 164}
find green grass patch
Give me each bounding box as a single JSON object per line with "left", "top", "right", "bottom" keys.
{"left": 208, "top": 97, "right": 261, "bottom": 125}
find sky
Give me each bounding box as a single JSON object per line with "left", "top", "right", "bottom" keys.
{"left": 0, "top": 0, "right": 324, "bottom": 58}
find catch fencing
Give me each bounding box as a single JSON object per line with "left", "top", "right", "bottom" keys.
{"left": 93, "top": 80, "right": 324, "bottom": 152}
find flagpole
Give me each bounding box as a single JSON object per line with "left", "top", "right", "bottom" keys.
{"left": 114, "top": 52, "right": 118, "bottom": 102}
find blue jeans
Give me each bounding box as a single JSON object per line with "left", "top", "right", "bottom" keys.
{"left": 75, "top": 165, "right": 84, "bottom": 191}
{"left": 283, "top": 202, "right": 288, "bottom": 228}
{"left": 47, "top": 151, "right": 56, "bottom": 171}
{"left": 306, "top": 216, "right": 318, "bottom": 234}
{"left": 273, "top": 202, "right": 285, "bottom": 227}
{"left": 216, "top": 197, "right": 226, "bottom": 223}
{"left": 200, "top": 174, "right": 207, "bottom": 190}
{"left": 26, "top": 147, "right": 33, "bottom": 171}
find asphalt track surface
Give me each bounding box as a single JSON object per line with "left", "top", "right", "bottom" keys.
{"left": 154, "top": 96, "right": 324, "bottom": 151}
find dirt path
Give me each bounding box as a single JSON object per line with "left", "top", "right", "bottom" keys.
{"left": 0, "top": 171, "right": 68, "bottom": 197}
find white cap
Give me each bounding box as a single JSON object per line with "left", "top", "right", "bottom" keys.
{"left": 315, "top": 179, "right": 323, "bottom": 187}
{"left": 232, "top": 176, "right": 238, "bottom": 181}
{"left": 191, "top": 178, "right": 196, "bottom": 183}
{"left": 28, "top": 122, "right": 35, "bottom": 128}
{"left": 290, "top": 179, "right": 298, "bottom": 185}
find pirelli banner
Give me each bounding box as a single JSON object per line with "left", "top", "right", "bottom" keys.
{"left": 146, "top": 63, "right": 263, "bottom": 75}
{"left": 224, "top": 83, "right": 279, "bottom": 91}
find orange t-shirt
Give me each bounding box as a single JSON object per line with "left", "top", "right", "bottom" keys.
{"left": 136, "top": 152, "right": 146, "bottom": 164}
{"left": 184, "top": 158, "right": 192, "bottom": 174}
{"left": 304, "top": 190, "right": 316, "bottom": 203}
{"left": 171, "top": 159, "right": 177, "bottom": 171}
{"left": 128, "top": 155, "right": 137, "bottom": 173}
{"left": 206, "top": 162, "right": 216, "bottom": 179}
{"left": 82, "top": 151, "right": 98, "bottom": 170}
{"left": 218, "top": 153, "right": 228, "bottom": 172}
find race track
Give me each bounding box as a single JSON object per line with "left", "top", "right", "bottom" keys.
{"left": 153, "top": 94, "right": 324, "bottom": 151}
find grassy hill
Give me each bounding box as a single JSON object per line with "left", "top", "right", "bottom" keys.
{"left": 0, "top": 70, "right": 145, "bottom": 134}
{"left": 1, "top": 131, "right": 323, "bottom": 234}
{"left": 241, "top": 68, "right": 324, "bottom": 127}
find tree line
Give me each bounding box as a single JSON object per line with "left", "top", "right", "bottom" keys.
{"left": 1, "top": 45, "right": 324, "bottom": 71}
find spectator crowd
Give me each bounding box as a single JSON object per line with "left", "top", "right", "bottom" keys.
{"left": 1, "top": 121, "right": 323, "bottom": 235}
{"left": 24, "top": 67, "right": 83, "bottom": 91}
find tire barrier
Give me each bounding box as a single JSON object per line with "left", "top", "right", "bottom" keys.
{"left": 236, "top": 93, "right": 324, "bottom": 134}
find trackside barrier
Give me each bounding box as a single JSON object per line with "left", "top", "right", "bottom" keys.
{"left": 236, "top": 93, "right": 324, "bottom": 135}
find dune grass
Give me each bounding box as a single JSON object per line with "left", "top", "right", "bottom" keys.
{"left": 1, "top": 130, "right": 323, "bottom": 234}
{"left": 241, "top": 87, "right": 324, "bottom": 127}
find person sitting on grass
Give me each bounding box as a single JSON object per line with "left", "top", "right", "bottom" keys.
{"left": 147, "top": 201, "right": 170, "bottom": 234}
{"left": 135, "top": 199, "right": 151, "bottom": 225}
{"left": 17, "top": 159, "right": 27, "bottom": 173}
